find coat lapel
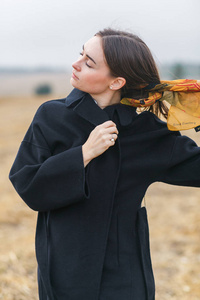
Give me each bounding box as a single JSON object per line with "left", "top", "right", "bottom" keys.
{"left": 65, "top": 88, "right": 137, "bottom": 127}
{"left": 65, "top": 88, "right": 110, "bottom": 126}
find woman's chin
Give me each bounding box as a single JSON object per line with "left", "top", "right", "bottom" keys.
{"left": 70, "top": 78, "right": 78, "bottom": 88}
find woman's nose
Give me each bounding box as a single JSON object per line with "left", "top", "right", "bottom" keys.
{"left": 72, "top": 59, "right": 81, "bottom": 71}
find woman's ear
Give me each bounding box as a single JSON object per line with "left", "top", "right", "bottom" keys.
{"left": 110, "top": 77, "right": 126, "bottom": 91}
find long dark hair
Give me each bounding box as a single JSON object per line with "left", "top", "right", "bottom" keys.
{"left": 95, "top": 28, "right": 168, "bottom": 119}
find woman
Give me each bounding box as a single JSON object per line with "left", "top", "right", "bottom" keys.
{"left": 9, "top": 28, "right": 200, "bottom": 300}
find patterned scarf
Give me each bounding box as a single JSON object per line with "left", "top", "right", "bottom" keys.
{"left": 121, "top": 79, "right": 200, "bottom": 131}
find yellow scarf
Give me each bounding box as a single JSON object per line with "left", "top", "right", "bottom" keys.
{"left": 121, "top": 79, "right": 200, "bottom": 131}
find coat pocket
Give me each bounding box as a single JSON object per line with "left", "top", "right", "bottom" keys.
{"left": 137, "top": 207, "right": 155, "bottom": 300}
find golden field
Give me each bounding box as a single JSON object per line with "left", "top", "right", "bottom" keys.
{"left": 0, "top": 95, "right": 200, "bottom": 300}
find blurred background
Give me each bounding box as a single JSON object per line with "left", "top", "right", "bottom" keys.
{"left": 0, "top": 0, "right": 200, "bottom": 299}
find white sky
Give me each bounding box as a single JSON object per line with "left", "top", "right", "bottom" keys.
{"left": 1, "top": 0, "right": 200, "bottom": 69}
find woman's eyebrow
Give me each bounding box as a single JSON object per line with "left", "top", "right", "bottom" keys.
{"left": 82, "top": 45, "right": 96, "bottom": 64}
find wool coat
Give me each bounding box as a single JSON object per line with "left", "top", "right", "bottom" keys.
{"left": 9, "top": 88, "right": 200, "bottom": 300}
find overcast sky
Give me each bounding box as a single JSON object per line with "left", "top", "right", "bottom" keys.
{"left": 1, "top": 0, "right": 200, "bottom": 70}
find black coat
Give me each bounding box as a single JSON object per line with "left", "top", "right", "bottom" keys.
{"left": 9, "top": 88, "right": 200, "bottom": 300}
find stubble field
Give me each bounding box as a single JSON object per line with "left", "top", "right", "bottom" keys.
{"left": 0, "top": 95, "right": 200, "bottom": 299}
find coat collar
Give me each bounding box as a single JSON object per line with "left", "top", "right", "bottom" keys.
{"left": 65, "top": 88, "right": 137, "bottom": 127}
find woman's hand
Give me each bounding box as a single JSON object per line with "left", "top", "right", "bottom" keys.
{"left": 82, "top": 121, "right": 118, "bottom": 167}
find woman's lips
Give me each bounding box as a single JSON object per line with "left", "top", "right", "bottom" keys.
{"left": 72, "top": 72, "right": 79, "bottom": 80}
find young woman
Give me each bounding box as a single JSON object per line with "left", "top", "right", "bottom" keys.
{"left": 9, "top": 28, "right": 200, "bottom": 300}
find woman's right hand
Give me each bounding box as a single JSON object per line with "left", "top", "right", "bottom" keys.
{"left": 82, "top": 121, "right": 119, "bottom": 167}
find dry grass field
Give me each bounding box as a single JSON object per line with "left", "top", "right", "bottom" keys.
{"left": 0, "top": 95, "right": 200, "bottom": 299}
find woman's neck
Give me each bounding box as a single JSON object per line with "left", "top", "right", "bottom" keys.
{"left": 90, "top": 90, "right": 121, "bottom": 109}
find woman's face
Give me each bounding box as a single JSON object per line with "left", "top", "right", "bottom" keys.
{"left": 70, "top": 36, "right": 114, "bottom": 97}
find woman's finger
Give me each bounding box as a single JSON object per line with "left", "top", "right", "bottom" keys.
{"left": 110, "top": 133, "right": 118, "bottom": 144}
{"left": 100, "top": 120, "right": 117, "bottom": 128}
{"left": 98, "top": 125, "right": 118, "bottom": 136}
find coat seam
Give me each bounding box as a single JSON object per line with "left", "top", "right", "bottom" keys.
{"left": 22, "top": 140, "right": 51, "bottom": 152}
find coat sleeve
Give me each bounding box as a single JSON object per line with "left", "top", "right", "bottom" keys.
{"left": 162, "top": 133, "right": 200, "bottom": 187}
{"left": 9, "top": 103, "right": 89, "bottom": 212}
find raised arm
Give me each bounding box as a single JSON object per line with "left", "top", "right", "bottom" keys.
{"left": 9, "top": 103, "right": 89, "bottom": 212}
{"left": 162, "top": 134, "right": 200, "bottom": 187}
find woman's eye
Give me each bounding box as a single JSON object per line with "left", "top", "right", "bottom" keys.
{"left": 86, "top": 63, "right": 92, "bottom": 68}
{"left": 79, "top": 52, "right": 92, "bottom": 68}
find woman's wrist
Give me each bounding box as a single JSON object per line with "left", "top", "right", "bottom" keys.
{"left": 82, "top": 144, "right": 93, "bottom": 167}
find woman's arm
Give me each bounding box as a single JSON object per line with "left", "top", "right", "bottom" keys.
{"left": 9, "top": 102, "right": 119, "bottom": 211}
{"left": 162, "top": 134, "right": 200, "bottom": 187}
{"left": 9, "top": 104, "right": 89, "bottom": 212}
